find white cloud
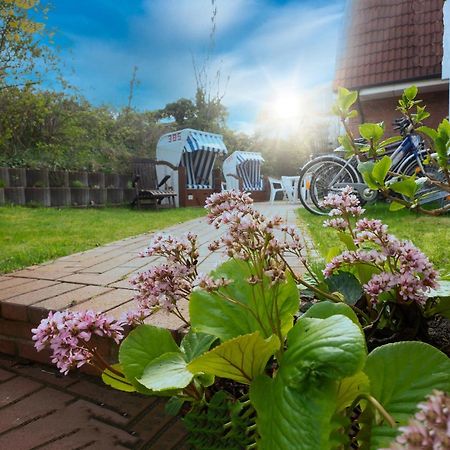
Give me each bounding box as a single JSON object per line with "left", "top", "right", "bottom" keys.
{"left": 57, "top": 0, "right": 345, "bottom": 130}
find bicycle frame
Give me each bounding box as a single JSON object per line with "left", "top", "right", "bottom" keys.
{"left": 327, "top": 133, "right": 424, "bottom": 198}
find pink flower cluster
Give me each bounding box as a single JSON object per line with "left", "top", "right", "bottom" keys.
{"left": 323, "top": 250, "right": 387, "bottom": 277}
{"left": 197, "top": 274, "right": 232, "bottom": 292}
{"left": 141, "top": 232, "right": 199, "bottom": 264}
{"left": 322, "top": 186, "right": 365, "bottom": 222}
{"left": 205, "top": 190, "right": 254, "bottom": 228}
{"left": 385, "top": 390, "right": 450, "bottom": 450}
{"left": 130, "top": 263, "right": 193, "bottom": 314}
{"left": 204, "top": 191, "right": 306, "bottom": 283}
{"left": 32, "top": 310, "right": 123, "bottom": 374}
{"left": 323, "top": 191, "right": 438, "bottom": 305}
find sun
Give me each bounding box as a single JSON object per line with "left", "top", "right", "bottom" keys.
{"left": 272, "top": 93, "right": 301, "bottom": 121}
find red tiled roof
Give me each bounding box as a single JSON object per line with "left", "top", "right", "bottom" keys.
{"left": 334, "top": 0, "right": 444, "bottom": 89}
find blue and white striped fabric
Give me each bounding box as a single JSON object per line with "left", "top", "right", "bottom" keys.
{"left": 235, "top": 152, "right": 264, "bottom": 191}
{"left": 181, "top": 131, "right": 227, "bottom": 189}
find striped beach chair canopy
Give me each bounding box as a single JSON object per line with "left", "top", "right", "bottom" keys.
{"left": 156, "top": 129, "right": 228, "bottom": 189}
{"left": 223, "top": 151, "right": 265, "bottom": 191}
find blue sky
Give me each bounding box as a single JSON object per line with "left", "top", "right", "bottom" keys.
{"left": 46, "top": 0, "right": 346, "bottom": 132}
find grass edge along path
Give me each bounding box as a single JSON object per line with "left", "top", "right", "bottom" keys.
{"left": 297, "top": 203, "right": 450, "bottom": 274}
{"left": 0, "top": 206, "right": 205, "bottom": 274}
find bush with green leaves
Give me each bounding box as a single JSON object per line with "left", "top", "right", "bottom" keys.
{"left": 32, "top": 191, "right": 450, "bottom": 449}
{"left": 333, "top": 86, "right": 450, "bottom": 216}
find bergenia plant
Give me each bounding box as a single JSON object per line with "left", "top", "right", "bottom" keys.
{"left": 319, "top": 186, "right": 450, "bottom": 346}
{"left": 32, "top": 191, "right": 450, "bottom": 449}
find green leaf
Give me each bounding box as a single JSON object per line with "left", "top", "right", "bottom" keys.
{"left": 302, "top": 301, "right": 360, "bottom": 327}
{"left": 389, "top": 176, "right": 418, "bottom": 198}
{"left": 437, "top": 118, "right": 450, "bottom": 139}
{"left": 139, "top": 352, "right": 193, "bottom": 391}
{"left": 282, "top": 315, "right": 367, "bottom": 383}
{"left": 165, "top": 396, "right": 185, "bottom": 416}
{"left": 326, "top": 245, "right": 342, "bottom": 262}
{"left": 358, "top": 161, "right": 380, "bottom": 190}
{"left": 101, "top": 364, "right": 136, "bottom": 393}
{"left": 429, "top": 296, "right": 450, "bottom": 319}
{"left": 389, "top": 200, "right": 406, "bottom": 211}
{"left": 190, "top": 259, "right": 299, "bottom": 341}
{"left": 188, "top": 332, "right": 280, "bottom": 384}
{"left": 379, "top": 136, "right": 402, "bottom": 149}
{"left": 325, "top": 271, "right": 363, "bottom": 305}
{"left": 338, "top": 232, "right": 357, "bottom": 251}
{"left": 359, "top": 123, "right": 384, "bottom": 142}
{"left": 361, "top": 342, "right": 450, "bottom": 449}
{"left": 180, "top": 331, "right": 217, "bottom": 362}
{"left": 338, "top": 134, "right": 355, "bottom": 153}
{"left": 336, "top": 371, "right": 370, "bottom": 411}
{"left": 337, "top": 87, "right": 358, "bottom": 112}
{"left": 372, "top": 156, "right": 392, "bottom": 184}
{"left": 417, "top": 125, "right": 438, "bottom": 141}
{"left": 251, "top": 374, "right": 340, "bottom": 450}
{"left": 119, "top": 325, "right": 180, "bottom": 392}
{"left": 404, "top": 85, "right": 418, "bottom": 101}
{"left": 250, "top": 314, "right": 367, "bottom": 449}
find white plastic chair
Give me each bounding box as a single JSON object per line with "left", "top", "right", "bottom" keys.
{"left": 281, "top": 176, "right": 301, "bottom": 203}
{"left": 268, "top": 177, "right": 286, "bottom": 204}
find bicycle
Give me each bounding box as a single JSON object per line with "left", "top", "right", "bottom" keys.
{"left": 298, "top": 118, "right": 449, "bottom": 215}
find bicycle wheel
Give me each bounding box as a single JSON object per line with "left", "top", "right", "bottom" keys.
{"left": 298, "top": 156, "right": 360, "bottom": 215}
{"left": 398, "top": 155, "right": 450, "bottom": 211}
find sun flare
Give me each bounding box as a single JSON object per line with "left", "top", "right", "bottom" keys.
{"left": 272, "top": 94, "right": 301, "bottom": 120}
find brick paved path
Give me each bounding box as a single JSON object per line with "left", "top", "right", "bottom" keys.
{"left": 0, "top": 353, "right": 188, "bottom": 449}
{"left": 0, "top": 202, "right": 315, "bottom": 449}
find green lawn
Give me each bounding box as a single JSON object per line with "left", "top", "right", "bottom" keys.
{"left": 0, "top": 206, "right": 205, "bottom": 274}
{"left": 297, "top": 203, "right": 450, "bottom": 274}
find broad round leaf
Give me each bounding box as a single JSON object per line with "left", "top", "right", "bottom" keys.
{"left": 101, "top": 364, "right": 136, "bottom": 393}
{"left": 188, "top": 332, "right": 280, "bottom": 384}
{"left": 139, "top": 352, "right": 193, "bottom": 391}
{"left": 190, "top": 259, "right": 299, "bottom": 341}
{"left": 302, "top": 301, "right": 361, "bottom": 328}
{"left": 180, "top": 331, "right": 217, "bottom": 362}
{"left": 336, "top": 371, "right": 370, "bottom": 411}
{"left": 362, "top": 342, "right": 450, "bottom": 449}
{"left": 119, "top": 324, "right": 180, "bottom": 391}
{"left": 325, "top": 272, "right": 363, "bottom": 305}
{"left": 251, "top": 374, "right": 340, "bottom": 449}
{"left": 283, "top": 315, "right": 367, "bottom": 384}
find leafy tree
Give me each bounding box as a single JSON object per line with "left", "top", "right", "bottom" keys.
{"left": 0, "top": 0, "right": 57, "bottom": 90}
{"left": 157, "top": 98, "right": 196, "bottom": 126}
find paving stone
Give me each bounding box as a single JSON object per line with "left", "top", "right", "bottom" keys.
{"left": 78, "top": 252, "right": 143, "bottom": 274}
{"left": 108, "top": 279, "right": 135, "bottom": 290}
{"left": 0, "top": 367, "right": 15, "bottom": 382}
{"left": 0, "top": 386, "right": 73, "bottom": 433}
{"left": 0, "top": 279, "right": 57, "bottom": 302}
{"left": 59, "top": 266, "right": 134, "bottom": 286}
{"left": 67, "top": 379, "right": 154, "bottom": 417}
{"left": 31, "top": 285, "right": 113, "bottom": 315}
{"left": 0, "top": 376, "right": 42, "bottom": 407}
{"left": 0, "top": 277, "right": 35, "bottom": 289}
{"left": 1, "top": 282, "right": 81, "bottom": 321}
{"left": 148, "top": 422, "right": 188, "bottom": 450}
{"left": 130, "top": 401, "right": 176, "bottom": 444}
{"left": 0, "top": 399, "right": 138, "bottom": 450}
{"left": 70, "top": 288, "right": 134, "bottom": 313}
{"left": 0, "top": 319, "right": 33, "bottom": 339}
